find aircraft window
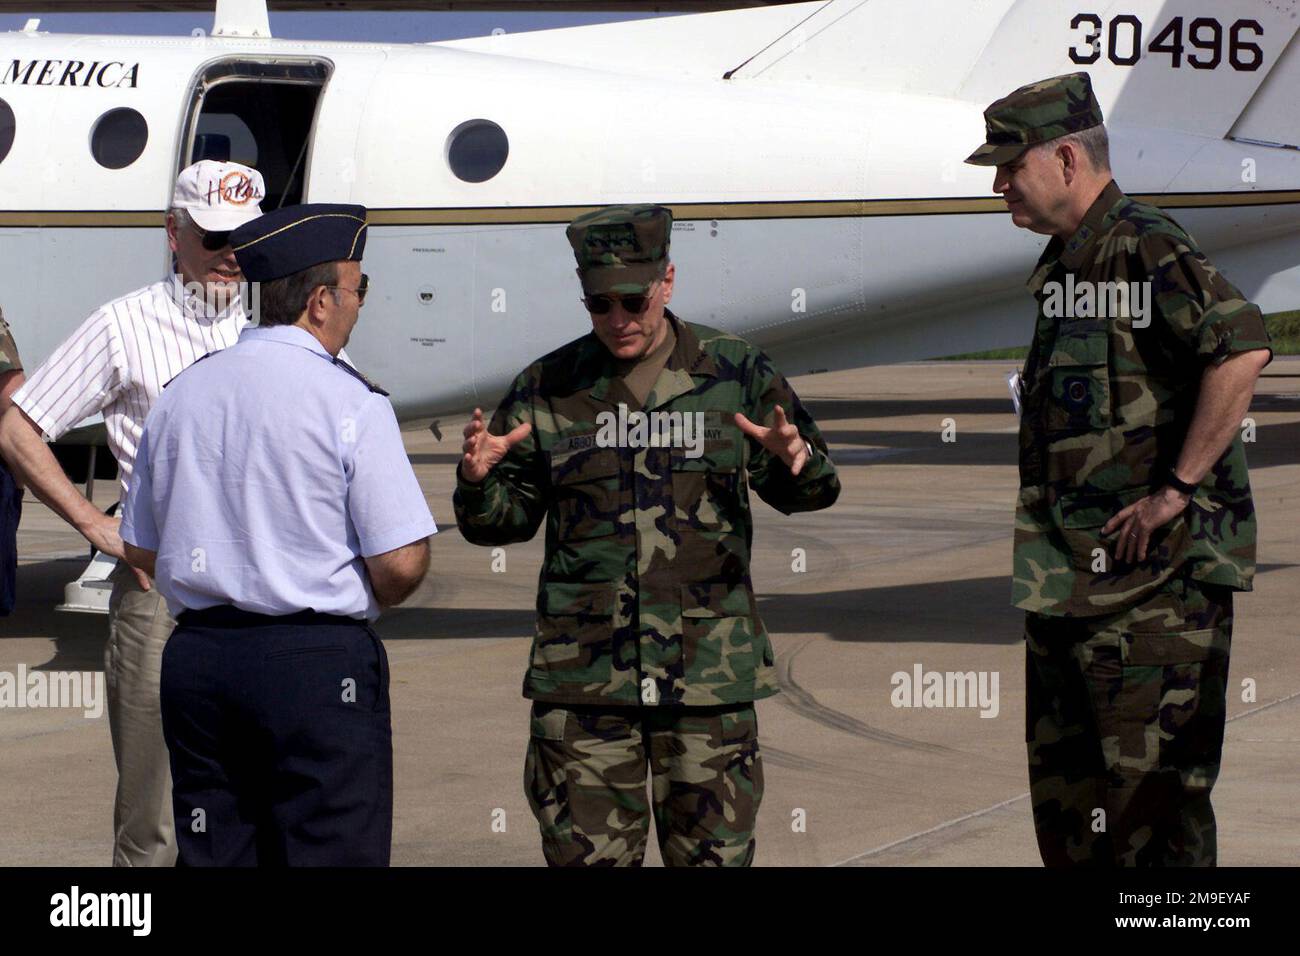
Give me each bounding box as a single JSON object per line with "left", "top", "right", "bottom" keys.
{"left": 447, "top": 120, "right": 508, "bottom": 183}
{"left": 0, "top": 98, "right": 13, "bottom": 163}
{"left": 91, "top": 107, "right": 148, "bottom": 169}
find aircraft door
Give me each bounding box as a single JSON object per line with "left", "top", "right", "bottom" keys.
{"left": 176, "top": 58, "right": 331, "bottom": 225}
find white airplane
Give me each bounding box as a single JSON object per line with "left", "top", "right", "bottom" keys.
{"left": 1, "top": 0, "right": 1298, "bottom": 609}
{"left": 2, "top": 0, "right": 1297, "bottom": 418}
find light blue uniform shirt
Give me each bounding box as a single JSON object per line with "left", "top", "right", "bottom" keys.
{"left": 121, "top": 325, "right": 437, "bottom": 620}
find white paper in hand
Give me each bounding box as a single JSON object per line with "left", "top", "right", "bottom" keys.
{"left": 1007, "top": 371, "right": 1023, "bottom": 418}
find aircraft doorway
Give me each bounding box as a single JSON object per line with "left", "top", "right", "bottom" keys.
{"left": 178, "top": 59, "right": 331, "bottom": 211}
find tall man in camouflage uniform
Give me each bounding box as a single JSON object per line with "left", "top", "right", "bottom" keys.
{"left": 454, "top": 204, "right": 840, "bottom": 866}
{"left": 967, "top": 73, "right": 1273, "bottom": 866}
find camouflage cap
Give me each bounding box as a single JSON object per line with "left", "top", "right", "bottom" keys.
{"left": 566, "top": 204, "right": 671, "bottom": 295}
{"left": 965, "top": 72, "right": 1104, "bottom": 167}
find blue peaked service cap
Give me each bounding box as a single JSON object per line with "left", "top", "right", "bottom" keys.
{"left": 231, "top": 203, "right": 368, "bottom": 282}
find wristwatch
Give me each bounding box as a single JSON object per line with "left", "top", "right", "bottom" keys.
{"left": 1164, "top": 468, "right": 1198, "bottom": 496}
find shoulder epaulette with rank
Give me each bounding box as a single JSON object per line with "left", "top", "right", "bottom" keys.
{"left": 333, "top": 357, "right": 389, "bottom": 396}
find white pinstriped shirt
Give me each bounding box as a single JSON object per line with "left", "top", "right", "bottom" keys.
{"left": 13, "top": 275, "right": 248, "bottom": 494}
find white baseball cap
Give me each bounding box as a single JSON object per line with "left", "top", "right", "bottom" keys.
{"left": 171, "top": 160, "right": 266, "bottom": 231}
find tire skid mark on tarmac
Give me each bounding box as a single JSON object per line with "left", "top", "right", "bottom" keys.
{"left": 761, "top": 745, "right": 863, "bottom": 778}
{"left": 833, "top": 689, "right": 1300, "bottom": 866}
{"left": 774, "top": 636, "right": 955, "bottom": 755}
{"left": 760, "top": 745, "right": 912, "bottom": 793}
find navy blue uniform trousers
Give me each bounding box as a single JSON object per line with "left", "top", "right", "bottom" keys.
{"left": 160, "top": 606, "right": 393, "bottom": 866}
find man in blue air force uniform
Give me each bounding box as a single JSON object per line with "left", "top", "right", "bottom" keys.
{"left": 121, "top": 204, "right": 436, "bottom": 866}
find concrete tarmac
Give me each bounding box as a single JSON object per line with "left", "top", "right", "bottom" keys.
{"left": 3, "top": 359, "right": 1298, "bottom": 866}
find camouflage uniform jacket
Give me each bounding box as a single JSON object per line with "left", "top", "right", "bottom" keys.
{"left": 0, "top": 308, "right": 20, "bottom": 378}
{"left": 1014, "top": 180, "right": 1272, "bottom": 617}
{"left": 454, "top": 311, "right": 840, "bottom": 706}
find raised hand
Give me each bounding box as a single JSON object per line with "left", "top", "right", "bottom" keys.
{"left": 460, "top": 407, "right": 531, "bottom": 484}
{"left": 734, "top": 405, "right": 809, "bottom": 476}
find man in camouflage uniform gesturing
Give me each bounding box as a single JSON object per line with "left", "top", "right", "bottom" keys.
{"left": 454, "top": 204, "right": 840, "bottom": 866}
{"left": 967, "top": 73, "right": 1273, "bottom": 866}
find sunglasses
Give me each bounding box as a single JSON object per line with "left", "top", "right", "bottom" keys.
{"left": 325, "top": 273, "right": 370, "bottom": 305}
{"left": 191, "top": 222, "right": 232, "bottom": 251}
{"left": 581, "top": 291, "right": 653, "bottom": 315}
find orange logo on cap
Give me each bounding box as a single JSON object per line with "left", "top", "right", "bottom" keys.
{"left": 208, "top": 171, "right": 263, "bottom": 207}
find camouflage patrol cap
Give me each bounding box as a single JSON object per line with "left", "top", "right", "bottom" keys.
{"left": 566, "top": 204, "right": 671, "bottom": 295}
{"left": 965, "top": 72, "right": 1104, "bottom": 166}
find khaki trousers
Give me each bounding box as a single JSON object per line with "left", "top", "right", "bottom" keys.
{"left": 105, "top": 565, "right": 177, "bottom": 866}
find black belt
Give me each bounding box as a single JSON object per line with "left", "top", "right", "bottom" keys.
{"left": 176, "top": 606, "right": 366, "bottom": 629}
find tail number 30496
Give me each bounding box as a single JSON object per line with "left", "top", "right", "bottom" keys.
{"left": 1069, "top": 14, "right": 1264, "bottom": 72}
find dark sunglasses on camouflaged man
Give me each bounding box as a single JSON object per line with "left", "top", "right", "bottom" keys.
{"left": 581, "top": 292, "right": 653, "bottom": 314}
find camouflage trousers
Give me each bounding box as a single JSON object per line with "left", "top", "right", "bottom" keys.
{"left": 524, "top": 701, "right": 763, "bottom": 867}
{"left": 1025, "top": 574, "right": 1233, "bottom": 867}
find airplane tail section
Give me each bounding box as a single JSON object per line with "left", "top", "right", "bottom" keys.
{"left": 728, "top": 0, "right": 1300, "bottom": 146}
{"left": 1230, "top": 26, "right": 1300, "bottom": 149}
{"left": 436, "top": 0, "right": 1298, "bottom": 150}
{"left": 962, "top": 1, "right": 1299, "bottom": 145}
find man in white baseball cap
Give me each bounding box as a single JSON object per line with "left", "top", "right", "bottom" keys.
{"left": 0, "top": 160, "right": 265, "bottom": 866}
{"left": 168, "top": 160, "right": 267, "bottom": 310}
{"left": 173, "top": 159, "right": 266, "bottom": 229}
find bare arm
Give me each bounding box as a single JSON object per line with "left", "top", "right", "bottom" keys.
{"left": 1172, "top": 348, "right": 1272, "bottom": 484}
{"left": 0, "top": 403, "right": 150, "bottom": 587}
{"left": 1, "top": 404, "right": 106, "bottom": 530}
{"left": 1103, "top": 348, "right": 1271, "bottom": 562}
{"left": 363, "top": 537, "right": 431, "bottom": 608}
{"left": 123, "top": 542, "right": 156, "bottom": 581}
